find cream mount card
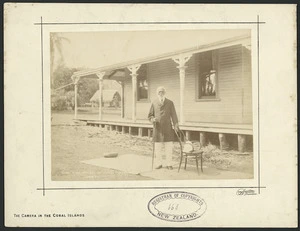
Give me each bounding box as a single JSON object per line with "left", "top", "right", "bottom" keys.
{"left": 4, "top": 3, "right": 297, "bottom": 227}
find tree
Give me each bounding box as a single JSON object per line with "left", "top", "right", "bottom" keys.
{"left": 78, "top": 78, "right": 98, "bottom": 106}
{"left": 51, "top": 66, "right": 77, "bottom": 111}
{"left": 51, "top": 65, "right": 99, "bottom": 109}
{"left": 52, "top": 65, "right": 78, "bottom": 91}
{"left": 50, "top": 33, "right": 70, "bottom": 86}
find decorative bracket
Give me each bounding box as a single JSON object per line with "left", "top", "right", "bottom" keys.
{"left": 71, "top": 75, "right": 80, "bottom": 85}
{"left": 96, "top": 72, "right": 105, "bottom": 81}
{"left": 172, "top": 54, "right": 192, "bottom": 69}
{"left": 127, "top": 64, "right": 141, "bottom": 77}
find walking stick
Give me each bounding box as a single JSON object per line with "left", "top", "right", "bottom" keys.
{"left": 152, "top": 122, "right": 156, "bottom": 170}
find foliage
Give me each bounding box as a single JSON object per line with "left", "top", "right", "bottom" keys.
{"left": 51, "top": 90, "right": 75, "bottom": 111}
{"left": 77, "top": 78, "right": 98, "bottom": 105}
{"left": 52, "top": 65, "right": 77, "bottom": 91}
{"left": 50, "top": 33, "right": 99, "bottom": 110}
{"left": 51, "top": 65, "right": 99, "bottom": 110}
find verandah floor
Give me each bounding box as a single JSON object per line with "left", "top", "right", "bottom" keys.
{"left": 75, "top": 111, "right": 253, "bottom": 135}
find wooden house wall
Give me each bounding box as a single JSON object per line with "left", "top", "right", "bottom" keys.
{"left": 138, "top": 59, "right": 180, "bottom": 120}
{"left": 242, "top": 45, "right": 252, "bottom": 124}
{"left": 123, "top": 43, "right": 252, "bottom": 125}
{"left": 185, "top": 44, "right": 244, "bottom": 124}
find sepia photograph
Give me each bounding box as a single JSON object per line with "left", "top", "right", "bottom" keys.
{"left": 51, "top": 30, "right": 254, "bottom": 181}
{"left": 4, "top": 3, "right": 297, "bottom": 227}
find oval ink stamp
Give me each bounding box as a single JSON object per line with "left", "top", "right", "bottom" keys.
{"left": 147, "top": 191, "right": 207, "bottom": 222}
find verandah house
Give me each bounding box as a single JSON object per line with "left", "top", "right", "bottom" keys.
{"left": 71, "top": 30, "right": 253, "bottom": 152}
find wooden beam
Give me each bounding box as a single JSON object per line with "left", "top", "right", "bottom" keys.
{"left": 219, "top": 133, "right": 229, "bottom": 150}
{"left": 148, "top": 129, "right": 151, "bottom": 138}
{"left": 75, "top": 119, "right": 253, "bottom": 135}
{"left": 238, "top": 134, "right": 247, "bottom": 153}
{"left": 138, "top": 127, "right": 143, "bottom": 137}
{"left": 122, "top": 126, "right": 126, "bottom": 134}
{"left": 185, "top": 131, "right": 191, "bottom": 141}
{"left": 129, "top": 127, "right": 132, "bottom": 136}
{"left": 199, "top": 132, "right": 207, "bottom": 148}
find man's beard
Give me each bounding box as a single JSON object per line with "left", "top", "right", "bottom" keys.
{"left": 158, "top": 96, "right": 165, "bottom": 101}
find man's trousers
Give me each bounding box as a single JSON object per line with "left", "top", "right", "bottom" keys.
{"left": 154, "top": 142, "right": 173, "bottom": 167}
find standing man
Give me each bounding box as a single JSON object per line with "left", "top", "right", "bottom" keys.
{"left": 148, "top": 86, "right": 179, "bottom": 170}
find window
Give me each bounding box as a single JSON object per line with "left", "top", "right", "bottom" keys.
{"left": 197, "top": 50, "right": 218, "bottom": 99}
{"left": 137, "top": 64, "right": 148, "bottom": 101}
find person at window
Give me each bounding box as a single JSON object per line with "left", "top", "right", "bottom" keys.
{"left": 148, "top": 86, "right": 179, "bottom": 170}
{"left": 205, "top": 74, "right": 210, "bottom": 95}
{"left": 138, "top": 79, "right": 148, "bottom": 100}
{"left": 209, "top": 70, "right": 216, "bottom": 94}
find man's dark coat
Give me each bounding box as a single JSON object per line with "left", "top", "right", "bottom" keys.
{"left": 148, "top": 98, "right": 179, "bottom": 142}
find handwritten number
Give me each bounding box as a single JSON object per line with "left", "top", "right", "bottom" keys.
{"left": 168, "top": 204, "right": 179, "bottom": 210}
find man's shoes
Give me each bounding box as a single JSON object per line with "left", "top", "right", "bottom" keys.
{"left": 155, "top": 165, "right": 162, "bottom": 169}
{"left": 167, "top": 166, "right": 173, "bottom": 170}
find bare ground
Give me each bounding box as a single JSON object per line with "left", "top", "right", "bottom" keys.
{"left": 51, "top": 111, "right": 253, "bottom": 181}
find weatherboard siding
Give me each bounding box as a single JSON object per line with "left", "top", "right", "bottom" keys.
{"left": 242, "top": 45, "right": 252, "bottom": 124}
{"left": 123, "top": 43, "right": 252, "bottom": 126}
{"left": 185, "top": 44, "right": 245, "bottom": 124}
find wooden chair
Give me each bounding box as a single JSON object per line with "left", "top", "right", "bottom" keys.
{"left": 175, "top": 129, "right": 204, "bottom": 175}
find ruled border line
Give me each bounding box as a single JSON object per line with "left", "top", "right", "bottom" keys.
{"left": 257, "top": 15, "right": 261, "bottom": 194}
{"left": 38, "top": 18, "right": 263, "bottom": 194}
{"left": 34, "top": 21, "right": 266, "bottom": 25}
{"left": 40, "top": 17, "right": 45, "bottom": 196}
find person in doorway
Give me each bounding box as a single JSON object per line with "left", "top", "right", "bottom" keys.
{"left": 148, "top": 86, "right": 179, "bottom": 170}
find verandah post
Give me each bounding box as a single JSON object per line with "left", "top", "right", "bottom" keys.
{"left": 127, "top": 64, "right": 141, "bottom": 122}
{"left": 172, "top": 54, "right": 192, "bottom": 124}
{"left": 74, "top": 82, "right": 78, "bottom": 119}
{"left": 96, "top": 72, "right": 105, "bottom": 121}
{"left": 71, "top": 75, "right": 80, "bottom": 120}
{"left": 120, "top": 81, "right": 124, "bottom": 118}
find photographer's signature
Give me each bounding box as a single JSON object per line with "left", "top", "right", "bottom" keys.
{"left": 236, "top": 189, "right": 257, "bottom": 196}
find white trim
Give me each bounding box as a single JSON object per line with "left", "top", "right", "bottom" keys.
{"left": 172, "top": 54, "right": 193, "bottom": 123}
{"left": 72, "top": 35, "right": 251, "bottom": 79}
